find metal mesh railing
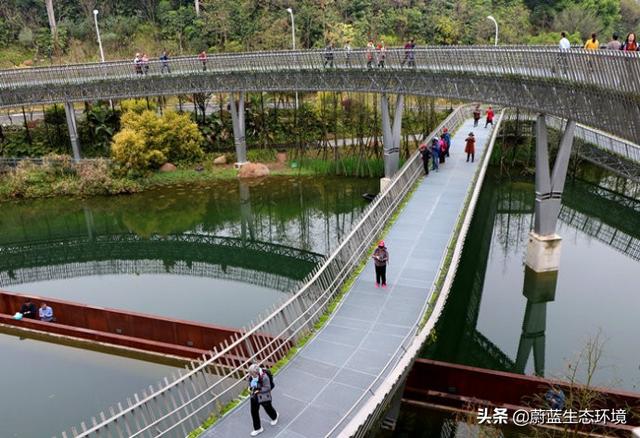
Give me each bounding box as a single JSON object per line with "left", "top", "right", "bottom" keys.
{"left": 56, "top": 106, "right": 471, "bottom": 438}
{"left": 1, "top": 47, "right": 639, "bottom": 96}
{"left": 335, "top": 110, "right": 505, "bottom": 438}
{"left": 503, "top": 110, "right": 640, "bottom": 165}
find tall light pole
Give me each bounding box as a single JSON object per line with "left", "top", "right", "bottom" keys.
{"left": 487, "top": 15, "right": 498, "bottom": 46}
{"left": 286, "top": 7, "right": 298, "bottom": 110}
{"left": 93, "top": 10, "right": 105, "bottom": 62}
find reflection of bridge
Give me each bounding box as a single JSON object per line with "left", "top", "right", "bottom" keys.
{"left": 0, "top": 233, "right": 324, "bottom": 292}
{"left": 430, "top": 173, "right": 640, "bottom": 380}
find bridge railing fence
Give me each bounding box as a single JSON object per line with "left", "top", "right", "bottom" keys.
{"left": 1, "top": 47, "right": 639, "bottom": 98}
{"left": 58, "top": 106, "right": 470, "bottom": 438}
{"left": 503, "top": 110, "right": 640, "bottom": 165}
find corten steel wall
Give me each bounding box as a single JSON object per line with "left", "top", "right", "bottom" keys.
{"left": 404, "top": 359, "right": 640, "bottom": 436}
{"left": 0, "top": 47, "right": 639, "bottom": 144}
{"left": 405, "top": 359, "right": 640, "bottom": 413}
{"left": 0, "top": 290, "right": 288, "bottom": 362}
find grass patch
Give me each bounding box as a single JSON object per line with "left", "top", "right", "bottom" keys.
{"left": 187, "top": 174, "right": 423, "bottom": 437}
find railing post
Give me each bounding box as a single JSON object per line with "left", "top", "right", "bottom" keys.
{"left": 64, "top": 101, "right": 81, "bottom": 162}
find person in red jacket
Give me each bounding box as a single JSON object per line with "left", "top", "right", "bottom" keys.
{"left": 465, "top": 132, "right": 476, "bottom": 163}
{"left": 485, "top": 106, "right": 494, "bottom": 128}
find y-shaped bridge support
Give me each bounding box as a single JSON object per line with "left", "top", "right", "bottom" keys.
{"left": 526, "top": 115, "right": 576, "bottom": 272}
{"left": 63, "top": 102, "right": 81, "bottom": 162}
{"left": 380, "top": 94, "right": 404, "bottom": 192}
{"left": 229, "top": 92, "right": 248, "bottom": 166}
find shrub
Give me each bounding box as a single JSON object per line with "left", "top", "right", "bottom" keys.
{"left": 111, "top": 129, "right": 165, "bottom": 176}
{"left": 111, "top": 110, "right": 204, "bottom": 175}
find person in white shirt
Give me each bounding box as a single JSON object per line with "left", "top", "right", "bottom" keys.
{"left": 39, "top": 303, "right": 54, "bottom": 322}
{"left": 559, "top": 32, "right": 571, "bottom": 51}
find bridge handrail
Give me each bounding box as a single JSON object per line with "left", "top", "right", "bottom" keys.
{"left": 58, "top": 106, "right": 471, "bottom": 438}
{"left": 2, "top": 47, "right": 639, "bottom": 98}
{"left": 336, "top": 110, "right": 506, "bottom": 437}
{"left": 503, "top": 110, "right": 640, "bottom": 165}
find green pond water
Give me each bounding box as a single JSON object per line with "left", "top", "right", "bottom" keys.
{"left": 425, "top": 170, "right": 640, "bottom": 390}
{"left": 0, "top": 175, "right": 378, "bottom": 438}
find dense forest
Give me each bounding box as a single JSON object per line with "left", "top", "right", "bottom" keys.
{"left": 1, "top": 0, "right": 640, "bottom": 66}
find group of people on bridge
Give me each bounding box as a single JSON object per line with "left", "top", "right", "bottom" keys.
{"left": 418, "top": 105, "right": 491, "bottom": 175}
{"left": 559, "top": 31, "right": 640, "bottom": 51}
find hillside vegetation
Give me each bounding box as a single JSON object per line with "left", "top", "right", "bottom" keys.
{"left": 1, "top": 0, "right": 640, "bottom": 67}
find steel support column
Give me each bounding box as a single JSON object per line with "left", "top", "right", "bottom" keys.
{"left": 526, "top": 115, "right": 576, "bottom": 272}
{"left": 381, "top": 94, "right": 404, "bottom": 179}
{"left": 229, "top": 92, "right": 247, "bottom": 165}
{"left": 63, "top": 102, "right": 81, "bottom": 162}
{"left": 534, "top": 115, "right": 576, "bottom": 236}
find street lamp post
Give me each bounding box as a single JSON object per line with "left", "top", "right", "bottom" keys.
{"left": 286, "top": 8, "right": 299, "bottom": 110}
{"left": 93, "top": 10, "right": 105, "bottom": 62}
{"left": 487, "top": 15, "right": 499, "bottom": 46}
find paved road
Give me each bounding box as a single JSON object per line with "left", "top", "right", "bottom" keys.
{"left": 203, "top": 117, "right": 493, "bottom": 438}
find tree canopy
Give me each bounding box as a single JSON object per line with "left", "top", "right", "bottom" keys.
{"left": 0, "top": 0, "right": 638, "bottom": 66}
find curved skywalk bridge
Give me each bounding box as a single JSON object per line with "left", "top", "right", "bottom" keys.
{"left": 1, "top": 47, "right": 639, "bottom": 144}
{"left": 56, "top": 106, "right": 501, "bottom": 438}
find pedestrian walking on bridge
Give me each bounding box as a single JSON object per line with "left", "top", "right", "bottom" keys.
{"left": 473, "top": 105, "right": 481, "bottom": 127}
{"left": 430, "top": 136, "right": 440, "bottom": 171}
{"left": 248, "top": 364, "right": 278, "bottom": 436}
{"left": 324, "top": 42, "right": 335, "bottom": 68}
{"left": 419, "top": 143, "right": 431, "bottom": 175}
{"left": 465, "top": 132, "right": 476, "bottom": 163}
{"left": 372, "top": 240, "right": 389, "bottom": 288}
{"left": 485, "top": 106, "right": 494, "bottom": 128}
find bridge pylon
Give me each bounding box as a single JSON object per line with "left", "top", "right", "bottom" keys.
{"left": 526, "top": 114, "right": 576, "bottom": 272}
{"left": 380, "top": 94, "right": 404, "bottom": 192}
{"left": 229, "top": 92, "right": 248, "bottom": 166}
{"left": 63, "top": 102, "right": 81, "bottom": 162}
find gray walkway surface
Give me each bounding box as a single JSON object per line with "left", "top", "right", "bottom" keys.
{"left": 204, "top": 118, "right": 492, "bottom": 438}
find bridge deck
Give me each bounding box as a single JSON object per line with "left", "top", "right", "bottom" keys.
{"left": 204, "top": 118, "right": 492, "bottom": 438}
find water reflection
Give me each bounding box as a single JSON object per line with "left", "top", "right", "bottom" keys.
{"left": 426, "top": 172, "right": 640, "bottom": 390}
{"left": 514, "top": 268, "right": 557, "bottom": 377}
{"left": 0, "top": 176, "right": 377, "bottom": 323}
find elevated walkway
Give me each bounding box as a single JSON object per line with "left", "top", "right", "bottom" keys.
{"left": 205, "top": 118, "right": 494, "bottom": 437}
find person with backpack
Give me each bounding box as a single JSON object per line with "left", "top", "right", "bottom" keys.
{"left": 473, "top": 105, "right": 481, "bottom": 127}
{"left": 430, "top": 136, "right": 440, "bottom": 171}
{"left": 372, "top": 240, "right": 389, "bottom": 288}
{"left": 441, "top": 128, "right": 451, "bottom": 157}
{"left": 248, "top": 364, "right": 278, "bottom": 436}
{"left": 438, "top": 136, "right": 446, "bottom": 164}
{"left": 465, "top": 132, "right": 476, "bottom": 163}
{"left": 419, "top": 143, "right": 431, "bottom": 175}
{"left": 485, "top": 106, "right": 494, "bottom": 128}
